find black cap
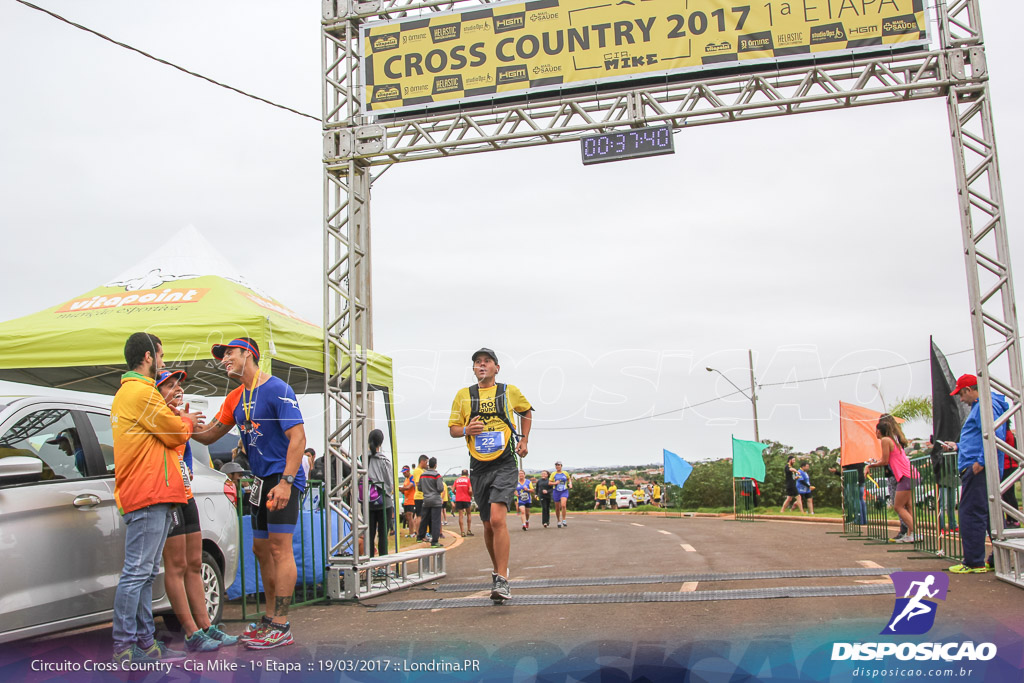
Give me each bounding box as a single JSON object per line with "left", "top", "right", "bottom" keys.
{"left": 472, "top": 348, "right": 498, "bottom": 363}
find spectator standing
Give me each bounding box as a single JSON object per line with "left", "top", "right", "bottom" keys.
{"left": 780, "top": 456, "right": 804, "bottom": 513}
{"left": 367, "top": 429, "right": 393, "bottom": 557}
{"left": 411, "top": 455, "right": 428, "bottom": 540}
{"left": 193, "top": 338, "right": 307, "bottom": 650}
{"left": 795, "top": 462, "right": 816, "bottom": 515}
{"left": 417, "top": 457, "right": 444, "bottom": 547}
{"left": 110, "top": 333, "right": 201, "bottom": 665}
{"left": 453, "top": 469, "right": 474, "bottom": 537}
{"left": 607, "top": 481, "right": 618, "bottom": 509}
{"left": 940, "top": 373, "right": 1009, "bottom": 573}
{"left": 448, "top": 348, "right": 533, "bottom": 602}
{"left": 652, "top": 483, "right": 662, "bottom": 507}
{"left": 536, "top": 470, "right": 553, "bottom": 528}
{"left": 400, "top": 466, "right": 416, "bottom": 537}
{"left": 441, "top": 480, "right": 451, "bottom": 526}
{"left": 870, "top": 414, "right": 919, "bottom": 543}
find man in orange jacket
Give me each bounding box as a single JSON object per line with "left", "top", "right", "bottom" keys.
{"left": 110, "top": 333, "right": 204, "bottom": 666}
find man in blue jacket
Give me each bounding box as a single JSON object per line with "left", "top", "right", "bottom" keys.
{"left": 940, "top": 374, "right": 1008, "bottom": 573}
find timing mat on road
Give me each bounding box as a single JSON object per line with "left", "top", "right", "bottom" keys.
{"left": 368, "top": 584, "right": 896, "bottom": 612}
{"left": 433, "top": 567, "right": 900, "bottom": 593}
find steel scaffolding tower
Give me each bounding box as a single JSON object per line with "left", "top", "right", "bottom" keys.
{"left": 322, "top": 0, "right": 1024, "bottom": 591}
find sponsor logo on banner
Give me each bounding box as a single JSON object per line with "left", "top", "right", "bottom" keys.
{"left": 371, "top": 84, "right": 402, "bottom": 102}
{"left": 530, "top": 11, "right": 560, "bottom": 22}
{"left": 738, "top": 31, "right": 773, "bottom": 52}
{"left": 403, "top": 84, "right": 431, "bottom": 97}
{"left": 56, "top": 288, "right": 209, "bottom": 312}
{"left": 830, "top": 572, "right": 998, "bottom": 664}
{"left": 810, "top": 22, "right": 847, "bottom": 44}
{"left": 431, "top": 23, "right": 462, "bottom": 43}
{"left": 494, "top": 13, "right": 526, "bottom": 34}
{"left": 432, "top": 74, "right": 464, "bottom": 95}
{"left": 705, "top": 41, "right": 732, "bottom": 54}
{"left": 371, "top": 32, "right": 400, "bottom": 52}
{"left": 777, "top": 32, "right": 804, "bottom": 47}
{"left": 532, "top": 64, "right": 562, "bottom": 75}
{"left": 402, "top": 33, "right": 427, "bottom": 45}
{"left": 849, "top": 25, "right": 878, "bottom": 36}
{"left": 496, "top": 64, "right": 529, "bottom": 85}
{"left": 883, "top": 15, "right": 920, "bottom": 36}
{"left": 465, "top": 73, "right": 494, "bottom": 87}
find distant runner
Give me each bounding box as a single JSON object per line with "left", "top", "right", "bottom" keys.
{"left": 453, "top": 469, "right": 474, "bottom": 537}
{"left": 594, "top": 481, "right": 608, "bottom": 510}
{"left": 550, "top": 461, "right": 571, "bottom": 527}
{"left": 449, "top": 348, "right": 532, "bottom": 603}
{"left": 516, "top": 470, "right": 534, "bottom": 530}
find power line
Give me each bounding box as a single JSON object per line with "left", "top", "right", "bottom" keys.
{"left": 14, "top": 0, "right": 319, "bottom": 122}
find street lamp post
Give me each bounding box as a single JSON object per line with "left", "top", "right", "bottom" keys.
{"left": 706, "top": 349, "right": 760, "bottom": 442}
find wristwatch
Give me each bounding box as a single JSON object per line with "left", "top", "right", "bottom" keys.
{"left": 283, "top": 474, "right": 296, "bottom": 486}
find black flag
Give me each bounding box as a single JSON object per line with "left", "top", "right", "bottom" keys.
{"left": 931, "top": 336, "right": 969, "bottom": 443}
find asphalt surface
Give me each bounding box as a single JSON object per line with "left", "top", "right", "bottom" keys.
{"left": 7, "top": 512, "right": 1023, "bottom": 679}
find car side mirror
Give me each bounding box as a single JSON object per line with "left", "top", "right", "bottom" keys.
{"left": 0, "top": 456, "right": 45, "bottom": 486}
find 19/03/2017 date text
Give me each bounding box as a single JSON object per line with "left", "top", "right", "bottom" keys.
{"left": 319, "top": 659, "right": 482, "bottom": 672}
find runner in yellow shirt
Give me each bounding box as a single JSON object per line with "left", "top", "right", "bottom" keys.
{"left": 594, "top": 481, "right": 608, "bottom": 510}
{"left": 652, "top": 483, "right": 662, "bottom": 507}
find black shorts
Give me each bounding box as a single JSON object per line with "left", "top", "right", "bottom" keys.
{"left": 403, "top": 504, "right": 415, "bottom": 514}
{"left": 414, "top": 499, "right": 424, "bottom": 516}
{"left": 455, "top": 501, "right": 471, "bottom": 511}
{"left": 800, "top": 491, "right": 814, "bottom": 501}
{"left": 470, "top": 459, "right": 517, "bottom": 523}
{"left": 168, "top": 498, "right": 200, "bottom": 537}
{"left": 250, "top": 473, "right": 301, "bottom": 539}
{"left": 786, "top": 483, "right": 799, "bottom": 497}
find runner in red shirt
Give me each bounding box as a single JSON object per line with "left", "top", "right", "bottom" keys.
{"left": 453, "top": 469, "right": 474, "bottom": 537}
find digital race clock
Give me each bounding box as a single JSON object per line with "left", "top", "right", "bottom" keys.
{"left": 580, "top": 125, "right": 675, "bottom": 165}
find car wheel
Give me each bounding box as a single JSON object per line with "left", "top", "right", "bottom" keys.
{"left": 201, "top": 551, "right": 225, "bottom": 625}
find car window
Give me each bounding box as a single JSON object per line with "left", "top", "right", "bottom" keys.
{"left": 0, "top": 409, "right": 85, "bottom": 481}
{"left": 84, "top": 412, "right": 116, "bottom": 474}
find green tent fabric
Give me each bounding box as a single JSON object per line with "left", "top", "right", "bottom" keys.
{"left": 0, "top": 227, "right": 392, "bottom": 397}
{"left": 731, "top": 436, "right": 769, "bottom": 482}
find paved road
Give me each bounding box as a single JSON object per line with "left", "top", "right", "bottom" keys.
{"left": 7, "top": 512, "right": 1023, "bottom": 680}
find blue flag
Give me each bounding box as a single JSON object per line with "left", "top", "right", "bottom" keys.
{"left": 663, "top": 449, "right": 693, "bottom": 488}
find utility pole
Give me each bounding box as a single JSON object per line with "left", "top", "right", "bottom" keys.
{"left": 749, "top": 349, "right": 760, "bottom": 443}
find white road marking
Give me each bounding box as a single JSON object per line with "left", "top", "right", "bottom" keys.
{"left": 658, "top": 530, "right": 672, "bottom": 535}
{"left": 631, "top": 522, "right": 645, "bottom": 527}
{"left": 680, "top": 544, "right": 696, "bottom": 552}
{"left": 855, "top": 579, "right": 893, "bottom": 584}
{"left": 857, "top": 560, "right": 884, "bottom": 568}
{"left": 525, "top": 565, "right": 555, "bottom": 570}
{"left": 598, "top": 519, "right": 611, "bottom": 522}
{"left": 680, "top": 582, "right": 699, "bottom": 592}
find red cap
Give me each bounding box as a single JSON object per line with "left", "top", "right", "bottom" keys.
{"left": 950, "top": 373, "right": 977, "bottom": 396}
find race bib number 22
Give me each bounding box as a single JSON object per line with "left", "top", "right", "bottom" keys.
{"left": 475, "top": 431, "right": 505, "bottom": 455}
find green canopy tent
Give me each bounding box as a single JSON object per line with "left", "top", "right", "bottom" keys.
{"left": 0, "top": 225, "right": 399, "bottom": 471}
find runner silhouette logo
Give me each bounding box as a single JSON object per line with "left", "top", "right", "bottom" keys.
{"left": 883, "top": 572, "right": 949, "bottom": 635}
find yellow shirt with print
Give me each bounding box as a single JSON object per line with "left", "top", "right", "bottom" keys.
{"left": 442, "top": 482, "right": 449, "bottom": 502}
{"left": 595, "top": 484, "right": 607, "bottom": 500}
{"left": 633, "top": 489, "right": 644, "bottom": 503}
{"left": 448, "top": 384, "right": 532, "bottom": 462}
{"left": 412, "top": 466, "right": 424, "bottom": 501}
{"left": 653, "top": 484, "right": 661, "bottom": 499}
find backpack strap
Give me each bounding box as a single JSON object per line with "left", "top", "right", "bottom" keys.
{"left": 467, "top": 383, "right": 521, "bottom": 438}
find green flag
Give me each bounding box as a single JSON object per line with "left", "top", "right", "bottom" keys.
{"left": 732, "top": 436, "right": 769, "bottom": 482}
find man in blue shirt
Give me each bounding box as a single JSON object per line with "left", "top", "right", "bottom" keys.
{"left": 940, "top": 373, "right": 1008, "bottom": 573}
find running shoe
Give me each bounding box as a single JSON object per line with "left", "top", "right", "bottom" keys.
{"left": 525, "top": 522, "right": 529, "bottom": 529}
{"left": 467, "top": 530, "right": 474, "bottom": 536}
{"left": 889, "top": 533, "right": 906, "bottom": 543}
{"left": 430, "top": 542, "right": 442, "bottom": 548}
{"left": 896, "top": 534, "right": 916, "bottom": 544}
{"left": 246, "top": 624, "right": 294, "bottom": 650}
{"left": 113, "top": 644, "right": 160, "bottom": 666}
{"left": 185, "top": 629, "right": 221, "bottom": 653}
{"left": 143, "top": 640, "right": 187, "bottom": 662}
{"left": 491, "top": 574, "right": 511, "bottom": 602}
{"left": 239, "top": 616, "right": 273, "bottom": 643}
{"left": 543, "top": 523, "right": 548, "bottom": 528}
{"left": 204, "top": 624, "right": 239, "bottom": 646}
{"left": 522, "top": 524, "right": 527, "bottom": 531}
{"left": 948, "top": 564, "right": 991, "bottom": 574}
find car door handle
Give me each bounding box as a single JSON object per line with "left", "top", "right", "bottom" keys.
{"left": 73, "top": 494, "right": 101, "bottom": 508}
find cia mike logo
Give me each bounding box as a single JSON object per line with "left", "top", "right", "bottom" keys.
{"left": 883, "top": 572, "right": 948, "bottom": 635}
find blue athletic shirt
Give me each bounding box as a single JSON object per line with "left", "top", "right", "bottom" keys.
{"left": 516, "top": 481, "right": 533, "bottom": 505}
{"left": 216, "top": 375, "right": 306, "bottom": 490}
{"left": 550, "top": 471, "right": 570, "bottom": 492}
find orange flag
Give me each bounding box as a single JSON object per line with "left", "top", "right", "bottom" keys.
{"left": 839, "top": 402, "right": 903, "bottom": 466}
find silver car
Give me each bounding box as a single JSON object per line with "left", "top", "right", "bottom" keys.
{"left": 0, "top": 395, "right": 238, "bottom": 644}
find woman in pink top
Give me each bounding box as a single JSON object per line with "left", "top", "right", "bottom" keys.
{"left": 872, "top": 414, "right": 920, "bottom": 543}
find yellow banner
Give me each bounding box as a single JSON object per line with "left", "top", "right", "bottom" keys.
{"left": 362, "top": 0, "right": 928, "bottom": 113}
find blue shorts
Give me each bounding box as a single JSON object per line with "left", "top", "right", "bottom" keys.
{"left": 552, "top": 489, "right": 569, "bottom": 502}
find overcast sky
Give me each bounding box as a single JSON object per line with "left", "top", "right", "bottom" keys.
{"left": 1, "top": 1, "right": 1022, "bottom": 472}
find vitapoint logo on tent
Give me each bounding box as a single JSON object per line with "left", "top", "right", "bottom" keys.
{"left": 831, "top": 572, "right": 997, "bottom": 663}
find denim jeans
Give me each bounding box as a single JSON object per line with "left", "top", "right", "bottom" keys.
{"left": 112, "top": 503, "right": 173, "bottom": 651}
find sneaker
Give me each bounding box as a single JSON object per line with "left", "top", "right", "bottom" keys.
{"left": 525, "top": 522, "right": 529, "bottom": 529}
{"left": 949, "top": 563, "right": 991, "bottom": 574}
{"left": 896, "top": 534, "right": 916, "bottom": 544}
{"left": 184, "top": 629, "right": 221, "bottom": 653}
{"left": 204, "top": 624, "right": 238, "bottom": 646}
{"left": 143, "top": 640, "right": 187, "bottom": 662}
{"left": 113, "top": 644, "right": 160, "bottom": 666}
{"left": 467, "top": 530, "right": 474, "bottom": 537}
{"left": 522, "top": 524, "right": 527, "bottom": 531}
{"left": 239, "top": 616, "right": 273, "bottom": 643}
{"left": 889, "top": 533, "right": 906, "bottom": 543}
{"left": 543, "top": 523, "right": 549, "bottom": 528}
{"left": 430, "top": 542, "right": 443, "bottom": 548}
{"left": 246, "top": 623, "right": 294, "bottom": 650}
{"left": 491, "top": 574, "right": 511, "bottom": 602}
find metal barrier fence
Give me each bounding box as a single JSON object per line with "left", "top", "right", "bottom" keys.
{"left": 909, "top": 453, "right": 963, "bottom": 563}
{"left": 734, "top": 479, "right": 757, "bottom": 521}
{"left": 841, "top": 469, "right": 865, "bottom": 536}
{"left": 863, "top": 470, "right": 892, "bottom": 542}
{"left": 233, "top": 480, "right": 331, "bottom": 621}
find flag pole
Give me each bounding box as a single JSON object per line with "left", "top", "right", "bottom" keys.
{"left": 731, "top": 436, "right": 737, "bottom": 519}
